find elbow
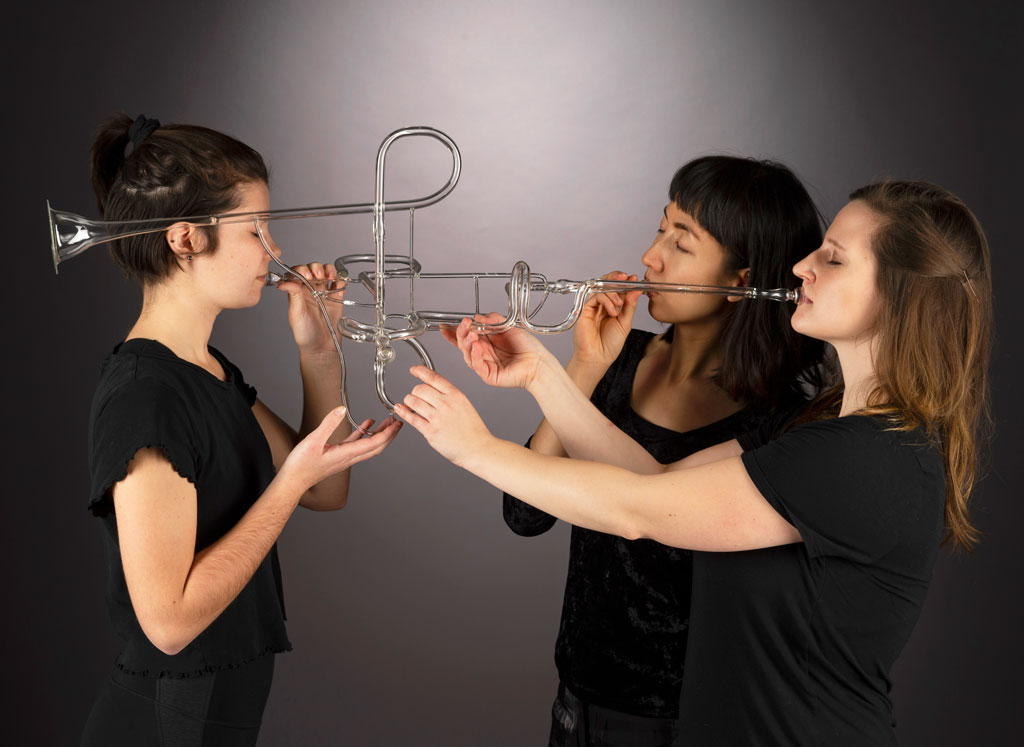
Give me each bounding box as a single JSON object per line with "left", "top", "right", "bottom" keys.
{"left": 618, "top": 523, "right": 646, "bottom": 542}
{"left": 139, "top": 618, "right": 194, "bottom": 656}
{"left": 153, "top": 638, "right": 187, "bottom": 657}
{"left": 134, "top": 604, "right": 197, "bottom": 656}
{"left": 615, "top": 511, "right": 649, "bottom": 542}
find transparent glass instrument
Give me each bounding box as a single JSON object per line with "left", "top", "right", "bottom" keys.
{"left": 48, "top": 126, "right": 800, "bottom": 428}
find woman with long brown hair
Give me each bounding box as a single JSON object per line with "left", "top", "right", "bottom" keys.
{"left": 397, "top": 180, "right": 991, "bottom": 744}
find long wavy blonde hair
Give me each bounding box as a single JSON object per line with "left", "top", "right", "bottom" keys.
{"left": 802, "top": 180, "right": 992, "bottom": 551}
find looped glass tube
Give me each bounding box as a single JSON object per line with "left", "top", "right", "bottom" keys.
{"left": 48, "top": 125, "right": 462, "bottom": 429}
{"left": 335, "top": 257, "right": 801, "bottom": 337}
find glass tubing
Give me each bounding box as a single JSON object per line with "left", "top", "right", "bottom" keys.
{"left": 49, "top": 126, "right": 799, "bottom": 428}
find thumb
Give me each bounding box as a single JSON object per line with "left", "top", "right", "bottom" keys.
{"left": 619, "top": 287, "right": 641, "bottom": 327}
{"left": 312, "top": 406, "right": 348, "bottom": 442}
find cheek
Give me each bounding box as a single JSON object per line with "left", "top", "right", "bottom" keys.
{"left": 650, "top": 291, "right": 727, "bottom": 321}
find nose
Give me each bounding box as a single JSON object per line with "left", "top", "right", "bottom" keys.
{"left": 792, "top": 251, "right": 814, "bottom": 284}
{"left": 263, "top": 233, "right": 283, "bottom": 259}
{"left": 640, "top": 238, "right": 661, "bottom": 274}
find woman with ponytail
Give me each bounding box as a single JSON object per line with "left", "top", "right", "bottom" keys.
{"left": 398, "top": 180, "right": 991, "bottom": 745}
{"left": 79, "top": 113, "right": 401, "bottom": 746}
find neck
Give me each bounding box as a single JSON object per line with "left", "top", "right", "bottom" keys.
{"left": 665, "top": 316, "right": 725, "bottom": 382}
{"left": 127, "top": 280, "right": 219, "bottom": 365}
{"left": 834, "top": 336, "right": 878, "bottom": 417}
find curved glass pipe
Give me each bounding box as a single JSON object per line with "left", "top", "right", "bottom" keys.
{"left": 332, "top": 256, "right": 801, "bottom": 340}
{"left": 477, "top": 263, "right": 801, "bottom": 334}
{"left": 46, "top": 127, "right": 461, "bottom": 273}
{"left": 48, "top": 126, "right": 461, "bottom": 428}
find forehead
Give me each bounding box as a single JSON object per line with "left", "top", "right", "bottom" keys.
{"left": 234, "top": 180, "right": 270, "bottom": 212}
{"left": 826, "top": 200, "right": 882, "bottom": 257}
{"left": 663, "top": 202, "right": 702, "bottom": 228}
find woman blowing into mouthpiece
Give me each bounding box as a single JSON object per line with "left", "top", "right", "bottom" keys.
{"left": 502, "top": 156, "right": 828, "bottom": 746}
{"left": 398, "top": 180, "right": 991, "bottom": 745}
{"left": 79, "top": 114, "right": 401, "bottom": 747}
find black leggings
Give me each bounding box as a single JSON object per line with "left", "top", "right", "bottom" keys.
{"left": 80, "top": 654, "right": 275, "bottom": 747}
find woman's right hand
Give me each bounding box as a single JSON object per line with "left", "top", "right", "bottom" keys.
{"left": 571, "top": 271, "right": 642, "bottom": 372}
{"left": 440, "top": 313, "right": 553, "bottom": 390}
{"left": 278, "top": 407, "right": 402, "bottom": 493}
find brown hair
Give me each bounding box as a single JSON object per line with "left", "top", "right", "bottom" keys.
{"left": 90, "top": 112, "right": 269, "bottom": 283}
{"left": 804, "top": 180, "right": 992, "bottom": 551}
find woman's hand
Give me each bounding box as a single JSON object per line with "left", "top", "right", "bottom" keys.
{"left": 276, "top": 262, "right": 346, "bottom": 355}
{"left": 278, "top": 407, "right": 402, "bottom": 493}
{"left": 440, "top": 313, "right": 553, "bottom": 390}
{"left": 395, "top": 366, "right": 494, "bottom": 467}
{"left": 571, "top": 271, "right": 641, "bottom": 372}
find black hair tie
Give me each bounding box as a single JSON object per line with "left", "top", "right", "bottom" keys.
{"left": 124, "top": 114, "right": 161, "bottom": 159}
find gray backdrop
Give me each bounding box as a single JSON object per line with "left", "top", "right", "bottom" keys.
{"left": 5, "top": 0, "right": 1021, "bottom": 744}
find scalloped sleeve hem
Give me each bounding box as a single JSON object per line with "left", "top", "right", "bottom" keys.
{"left": 89, "top": 377, "right": 199, "bottom": 518}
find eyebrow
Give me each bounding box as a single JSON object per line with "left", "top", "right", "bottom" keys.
{"left": 825, "top": 237, "right": 847, "bottom": 251}
{"left": 663, "top": 205, "right": 696, "bottom": 234}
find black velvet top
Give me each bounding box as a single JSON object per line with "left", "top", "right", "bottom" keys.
{"left": 503, "top": 330, "right": 764, "bottom": 718}
{"left": 88, "top": 339, "right": 291, "bottom": 678}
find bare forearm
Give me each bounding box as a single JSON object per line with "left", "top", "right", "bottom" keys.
{"left": 468, "top": 437, "right": 648, "bottom": 538}
{"left": 298, "top": 352, "right": 351, "bottom": 508}
{"left": 154, "top": 474, "right": 304, "bottom": 653}
{"left": 459, "top": 439, "right": 797, "bottom": 553}
{"left": 527, "top": 357, "right": 662, "bottom": 473}
{"left": 528, "top": 357, "right": 607, "bottom": 457}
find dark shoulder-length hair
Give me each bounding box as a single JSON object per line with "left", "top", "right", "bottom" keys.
{"left": 90, "top": 112, "right": 269, "bottom": 284}
{"left": 664, "top": 156, "right": 830, "bottom": 407}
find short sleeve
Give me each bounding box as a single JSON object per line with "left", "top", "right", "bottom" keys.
{"left": 737, "top": 404, "right": 802, "bottom": 452}
{"left": 740, "top": 418, "right": 930, "bottom": 563}
{"left": 88, "top": 378, "right": 199, "bottom": 516}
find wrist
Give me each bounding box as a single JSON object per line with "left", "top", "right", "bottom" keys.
{"left": 565, "top": 357, "right": 605, "bottom": 394}
{"left": 458, "top": 432, "right": 502, "bottom": 475}
{"left": 525, "top": 354, "right": 559, "bottom": 398}
{"left": 299, "top": 349, "right": 342, "bottom": 371}
{"left": 267, "top": 466, "right": 308, "bottom": 509}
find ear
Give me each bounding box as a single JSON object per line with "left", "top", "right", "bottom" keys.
{"left": 726, "top": 267, "right": 751, "bottom": 303}
{"left": 165, "top": 222, "right": 208, "bottom": 261}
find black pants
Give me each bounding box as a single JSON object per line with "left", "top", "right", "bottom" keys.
{"left": 549, "top": 683, "right": 678, "bottom": 747}
{"left": 80, "top": 654, "right": 275, "bottom": 747}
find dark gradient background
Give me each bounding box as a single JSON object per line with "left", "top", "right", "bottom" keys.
{"left": 4, "top": 1, "right": 1021, "bottom": 744}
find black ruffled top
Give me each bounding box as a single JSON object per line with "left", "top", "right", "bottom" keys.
{"left": 87, "top": 339, "right": 291, "bottom": 677}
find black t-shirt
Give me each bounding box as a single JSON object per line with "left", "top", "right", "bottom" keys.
{"left": 677, "top": 414, "right": 945, "bottom": 745}
{"left": 504, "top": 330, "right": 766, "bottom": 717}
{"left": 88, "top": 339, "right": 291, "bottom": 677}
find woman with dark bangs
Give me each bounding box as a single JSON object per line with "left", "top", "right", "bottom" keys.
{"left": 500, "top": 156, "right": 829, "bottom": 745}
{"left": 398, "top": 179, "right": 991, "bottom": 745}
{"left": 78, "top": 114, "right": 401, "bottom": 747}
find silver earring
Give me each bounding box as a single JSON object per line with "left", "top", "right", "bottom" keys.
{"left": 186, "top": 255, "right": 192, "bottom": 261}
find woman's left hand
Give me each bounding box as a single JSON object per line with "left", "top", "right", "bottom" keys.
{"left": 395, "top": 366, "right": 494, "bottom": 467}
{"left": 276, "top": 262, "right": 346, "bottom": 355}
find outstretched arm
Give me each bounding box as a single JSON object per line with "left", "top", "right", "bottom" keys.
{"left": 528, "top": 271, "right": 642, "bottom": 457}
{"left": 396, "top": 367, "right": 798, "bottom": 551}
{"left": 444, "top": 316, "right": 665, "bottom": 474}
